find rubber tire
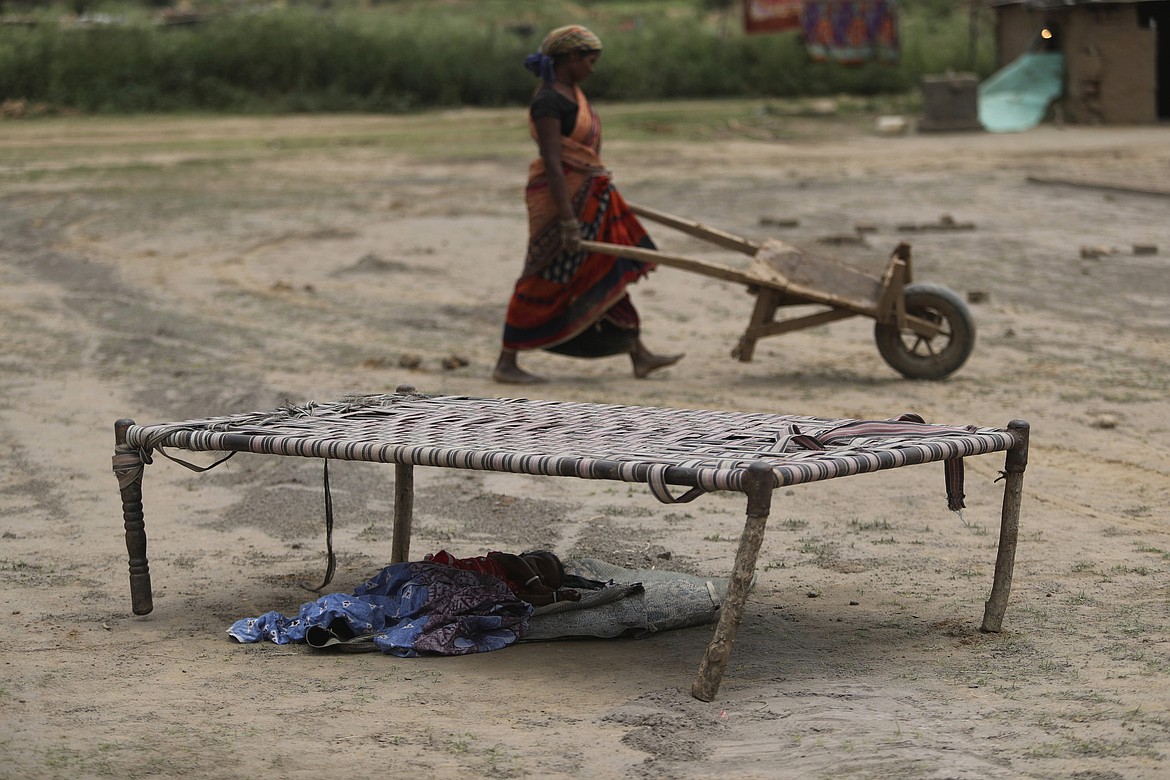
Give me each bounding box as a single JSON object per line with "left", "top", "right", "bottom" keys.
{"left": 874, "top": 283, "right": 975, "bottom": 380}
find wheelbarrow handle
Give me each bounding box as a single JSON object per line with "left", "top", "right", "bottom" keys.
{"left": 625, "top": 201, "right": 761, "bottom": 256}
{"left": 579, "top": 240, "right": 759, "bottom": 286}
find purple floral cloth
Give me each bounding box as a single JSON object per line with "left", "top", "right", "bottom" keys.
{"left": 228, "top": 562, "right": 532, "bottom": 656}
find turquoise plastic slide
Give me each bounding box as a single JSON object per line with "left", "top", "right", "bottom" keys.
{"left": 978, "top": 52, "right": 1065, "bottom": 132}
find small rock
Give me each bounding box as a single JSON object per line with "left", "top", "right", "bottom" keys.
{"left": 656, "top": 551, "right": 672, "bottom": 560}
{"left": 441, "top": 354, "right": 469, "bottom": 370}
{"left": 854, "top": 222, "right": 878, "bottom": 234}
{"left": 875, "top": 115, "right": 908, "bottom": 135}
{"left": 817, "top": 234, "right": 867, "bottom": 246}
{"left": 849, "top": 600, "right": 860, "bottom": 606}
{"left": 759, "top": 217, "right": 800, "bottom": 228}
{"left": 398, "top": 353, "right": 422, "bottom": 369}
{"left": 339, "top": 253, "right": 411, "bottom": 274}
{"left": 1133, "top": 244, "right": 1158, "bottom": 255}
{"left": 1090, "top": 415, "right": 1118, "bottom": 430}
{"left": 932, "top": 214, "right": 975, "bottom": 230}
{"left": 966, "top": 290, "right": 989, "bottom": 304}
{"left": 1080, "top": 245, "right": 1114, "bottom": 259}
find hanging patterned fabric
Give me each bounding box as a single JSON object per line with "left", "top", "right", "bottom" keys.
{"left": 801, "top": 0, "right": 900, "bottom": 65}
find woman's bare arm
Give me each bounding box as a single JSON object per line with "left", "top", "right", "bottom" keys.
{"left": 534, "top": 113, "right": 582, "bottom": 252}
{"left": 534, "top": 115, "right": 574, "bottom": 222}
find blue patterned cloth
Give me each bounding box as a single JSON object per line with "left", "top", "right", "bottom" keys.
{"left": 228, "top": 562, "right": 532, "bottom": 656}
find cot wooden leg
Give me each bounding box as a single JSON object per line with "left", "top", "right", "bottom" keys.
{"left": 113, "top": 419, "right": 153, "bottom": 615}
{"left": 391, "top": 463, "right": 414, "bottom": 564}
{"left": 980, "top": 419, "right": 1030, "bottom": 633}
{"left": 692, "top": 461, "right": 775, "bottom": 701}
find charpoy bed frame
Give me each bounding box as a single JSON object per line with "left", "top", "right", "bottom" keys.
{"left": 111, "top": 387, "right": 1029, "bottom": 701}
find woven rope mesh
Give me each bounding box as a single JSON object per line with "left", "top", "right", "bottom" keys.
{"left": 125, "top": 392, "right": 1015, "bottom": 490}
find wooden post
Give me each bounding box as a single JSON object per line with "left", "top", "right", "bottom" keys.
{"left": 391, "top": 463, "right": 414, "bottom": 564}
{"left": 732, "top": 288, "right": 781, "bottom": 362}
{"left": 874, "top": 251, "right": 909, "bottom": 326}
{"left": 692, "top": 461, "right": 775, "bottom": 701}
{"left": 113, "top": 419, "right": 153, "bottom": 615}
{"left": 390, "top": 383, "right": 416, "bottom": 564}
{"left": 981, "top": 420, "right": 1029, "bottom": 633}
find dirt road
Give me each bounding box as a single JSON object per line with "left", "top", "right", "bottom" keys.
{"left": 1, "top": 109, "right": 1169, "bottom": 779}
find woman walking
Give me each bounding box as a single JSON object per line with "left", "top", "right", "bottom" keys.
{"left": 493, "top": 25, "right": 682, "bottom": 384}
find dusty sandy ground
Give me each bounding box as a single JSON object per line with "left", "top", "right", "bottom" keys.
{"left": 1, "top": 107, "right": 1169, "bottom": 779}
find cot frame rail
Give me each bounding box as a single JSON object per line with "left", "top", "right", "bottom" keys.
{"left": 111, "top": 389, "right": 1029, "bottom": 701}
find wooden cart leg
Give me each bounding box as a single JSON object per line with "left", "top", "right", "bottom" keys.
{"left": 981, "top": 420, "right": 1030, "bottom": 633}
{"left": 732, "top": 288, "right": 781, "bottom": 363}
{"left": 692, "top": 461, "right": 774, "bottom": 701}
{"left": 112, "top": 419, "right": 153, "bottom": 615}
{"left": 391, "top": 463, "right": 414, "bottom": 564}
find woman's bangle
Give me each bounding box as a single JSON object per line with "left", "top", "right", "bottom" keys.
{"left": 552, "top": 591, "right": 558, "bottom": 602}
{"left": 525, "top": 575, "right": 541, "bottom": 586}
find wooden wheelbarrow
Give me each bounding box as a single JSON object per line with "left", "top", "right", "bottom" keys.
{"left": 581, "top": 202, "right": 975, "bottom": 380}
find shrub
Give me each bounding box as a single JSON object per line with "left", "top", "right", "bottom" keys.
{"left": 0, "top": 0, "right": 994, "bottom": 113}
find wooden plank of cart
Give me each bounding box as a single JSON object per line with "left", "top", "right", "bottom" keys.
{"left": 583, "top": 202, "right": 977, "bottom": 380}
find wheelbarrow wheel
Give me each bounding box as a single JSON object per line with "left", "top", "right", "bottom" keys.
{"left": 874, "top": 283, "right": 975, "bottom": 380}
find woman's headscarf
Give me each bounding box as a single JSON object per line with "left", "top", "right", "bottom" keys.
{"left": 523, "top": 25, "right": 603, "bottom": 83}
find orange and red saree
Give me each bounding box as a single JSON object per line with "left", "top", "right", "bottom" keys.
{"left": 501, "top": 86, "right": 655, "bottom": 355}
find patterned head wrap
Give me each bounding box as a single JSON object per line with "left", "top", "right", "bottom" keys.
{"left": 523, "top": 25, "right": 603, "bottom": 83}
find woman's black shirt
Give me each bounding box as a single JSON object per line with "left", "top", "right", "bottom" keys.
{"left": 530, "top": 88, "right": 578, "bottom": 137}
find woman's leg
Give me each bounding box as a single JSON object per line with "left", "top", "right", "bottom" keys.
{"left": 629, "top": 339, "right": 683, "bottom": 379}
{"left": 493, "top": 349, "right": 547, "bottom": 384}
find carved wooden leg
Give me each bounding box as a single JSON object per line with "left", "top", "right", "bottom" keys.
{"left": 391, "top": 463, "right": 414, "bottom": 564}
{"left": 692, "top": 461, "right": 774, "bottom": 701}
{"left": 113, "top": 419, "right": 153, "bottom": 615}
{"left": 981, "top": 419, "right": 1030, "bottom": 633}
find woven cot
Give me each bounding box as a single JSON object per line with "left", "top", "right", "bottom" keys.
{"left": 111, "top": 388, "right": 1029, "bottom": 701}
